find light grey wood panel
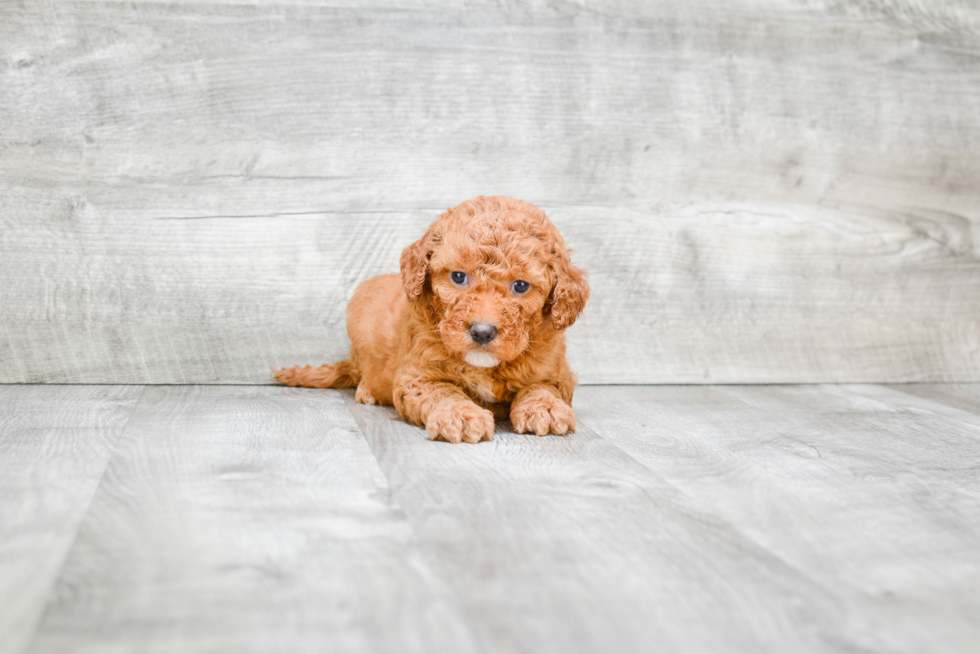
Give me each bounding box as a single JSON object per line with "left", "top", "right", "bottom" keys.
{"left": 2, "top": 192, "right": 978, "bottom": 384}
{"left": 341, "top": 391, "right": 865, "bottom": 654}
{"left": 2, "top": 0, "right": 979, "bottom": 384}
{"left": 561, "top": 203, "right": 980, "bottom": 384}
{"left": 575, "top": 384, "right": 980, "bottom": 653}
{"left": 26, "top": 386, "right": 477, "bottom": 654}
{"left": 0, "top": 385, "right": 142, "bottom": 654}
{"left": 3, "top": 1, "right": 979, "bottom": 206}
{"left": 0, "top": 198, "right": 432, "bottom": 384}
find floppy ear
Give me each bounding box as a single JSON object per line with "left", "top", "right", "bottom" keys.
{"left": 400, "top": 236, "right": 432, "bottom": 302}
{"left": 549, "top": 258, "right": 590, "bottom": 331}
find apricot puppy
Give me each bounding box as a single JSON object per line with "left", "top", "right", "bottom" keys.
{"left": 274, "top": 195, "right": 589, "bottom": 443}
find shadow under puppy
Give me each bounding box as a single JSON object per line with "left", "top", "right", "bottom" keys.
{"left": 274, "top": 195, "right": 590, "bottom": 443}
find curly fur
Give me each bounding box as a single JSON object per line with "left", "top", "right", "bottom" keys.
{"left": 274, "top": 196, "right": 590, "bottom": 443}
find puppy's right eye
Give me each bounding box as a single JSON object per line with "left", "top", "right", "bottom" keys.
{"left": 450, "top": 271, "right": 468, "bottom": 285}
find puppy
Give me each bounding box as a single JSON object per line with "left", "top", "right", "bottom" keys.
{"left": 274, "top": 195, "right": 589, "bottom": 443}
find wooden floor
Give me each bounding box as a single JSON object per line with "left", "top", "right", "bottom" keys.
{"left": 2, "top": 383, "right": 979, "bottom": 654}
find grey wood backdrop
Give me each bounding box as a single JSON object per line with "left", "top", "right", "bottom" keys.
{"left": 2, "top": 0, "right": 978, "bottom": 384}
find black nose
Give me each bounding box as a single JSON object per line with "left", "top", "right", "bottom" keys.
{"left": 468, "top": 323, "right": 498, "bottom": 345}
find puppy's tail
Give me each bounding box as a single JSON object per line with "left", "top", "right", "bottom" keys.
{"left": 272, "top": 359, "right": 360, "bottom": 388}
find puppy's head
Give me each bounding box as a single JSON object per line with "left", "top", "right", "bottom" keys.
{"left": 400, "top": 196, "right": 589, "bottom": 368}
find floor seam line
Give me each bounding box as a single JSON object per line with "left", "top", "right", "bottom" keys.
{"left": 18, "top": 384, "right": 148, "bottom": 654}
{"left": 336, "top": 389, "right": 488, "bottom": 654}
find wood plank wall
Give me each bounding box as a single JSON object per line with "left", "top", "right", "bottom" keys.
{"left": 2, "top": 0, "right": 978, "bottom": 384}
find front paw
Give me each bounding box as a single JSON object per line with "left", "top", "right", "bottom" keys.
{"left": 511, "top": 393, "right": 576, "bottom": 436}
{"left": 425, "top": 401, "right": 495, "bottom": 444}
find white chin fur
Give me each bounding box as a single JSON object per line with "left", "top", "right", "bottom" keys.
{"left": 465, "top": 351, "right": 500, "bottom": 368}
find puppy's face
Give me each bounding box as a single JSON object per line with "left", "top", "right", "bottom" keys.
{"left": 401, "top": 197, "right": 589, "bottom": 368}
{"left": 428, "top": 242, "right": 551, "bottom": 367}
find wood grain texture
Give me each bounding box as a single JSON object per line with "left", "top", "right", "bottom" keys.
{"left": 2, "top": 0, "right": 979, "bottom": 383}
{"left": 885, "top": 383, "right": 980, "bottom": 416}
{"left": 342, "top": 390, "right": 872, "bottom": 654}
{"left": 26, "top": 386, "right": 477, "bottom": 654}
{"left": 0, "top": 385, "right": 141, "bottom": 654}
{"left": 847, "top": 383, "right": 980, "bottom": 434}
{"left": 574, "top": 384, "right": 980, "bottom": 653}
{"left": 5, "top": 382, "right": 980, "bottom": 652}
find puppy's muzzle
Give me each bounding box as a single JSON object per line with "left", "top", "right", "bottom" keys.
{"left": 468, "top": 322, "right": 497, "bottom": 345}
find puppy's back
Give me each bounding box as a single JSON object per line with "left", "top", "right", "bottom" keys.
{"left": 346, "top": 273, "right": 406, "bottom": 404}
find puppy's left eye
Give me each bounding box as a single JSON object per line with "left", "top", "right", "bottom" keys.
{"left": 512, "top": 280, "right": 530, "bottom": 294}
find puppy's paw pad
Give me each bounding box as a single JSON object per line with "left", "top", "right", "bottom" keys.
{"left": 355, "top": 385, "right": 377, "bottom": 405}
{"left": 511, "top": 395, "right": 575, "bottom": 436}
{"left": 426, "top": 402, "right": 494, "bottom": 444}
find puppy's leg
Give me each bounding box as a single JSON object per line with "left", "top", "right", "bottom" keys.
{"left": 273, "top": 360, "right": 359, "bottom": 388}
{"left": 510, "top": 383, "right": 576, "bottom": 436}
{"left": 393, "top": 378, "right": 494, "bottom": 444}
{"left": 354, "top": 383, "right": 377, "bottom": 405}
